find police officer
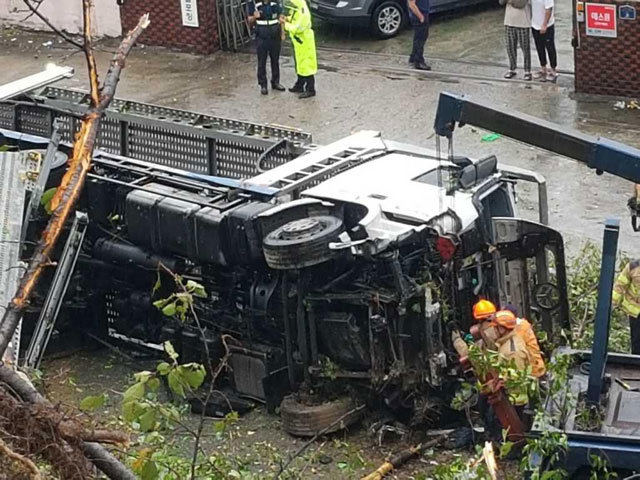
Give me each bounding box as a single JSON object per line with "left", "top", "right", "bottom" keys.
{"left": 248, "top": 0, "right": 286, "bottom": 95}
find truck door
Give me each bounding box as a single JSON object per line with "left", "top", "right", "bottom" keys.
{"left": 491, "top": 217, "right": 570, "bottom": 341}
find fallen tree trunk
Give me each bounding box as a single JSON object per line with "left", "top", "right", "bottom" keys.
{"left": 0, "top": 366, "right": 136, "bottom": 480}
{"left": 0, "top": 9, "right": 150, "bottom": 358}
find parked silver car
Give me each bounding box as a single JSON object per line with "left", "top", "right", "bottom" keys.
{"left": 310, "top": 0, "right": 492, "bottom": 38}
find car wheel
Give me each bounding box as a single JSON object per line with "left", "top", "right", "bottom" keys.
{"left": 370, "top": 1, "right": 405, "bottom": 39}
{"left": 280, "top": 394, "right": 362, "bottom": 437}
{"left": 263, "top": 215, "right": 344, "bottom": 270}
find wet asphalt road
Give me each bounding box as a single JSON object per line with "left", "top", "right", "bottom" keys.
{"left": 1, "top": 3, "right": 640, "bottom": 255}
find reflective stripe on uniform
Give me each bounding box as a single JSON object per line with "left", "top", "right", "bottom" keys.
{"left": 256, "top": 19, "right": 280, "bottom": 25}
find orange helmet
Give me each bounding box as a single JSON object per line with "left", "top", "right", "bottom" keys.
{"left": 472, "top": 300, "right": 497, "bottom": 321}
{"left": 491, "top": 310, "right": 517, "bottom": 329}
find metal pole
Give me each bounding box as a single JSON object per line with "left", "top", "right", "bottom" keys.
{"left": 281, "top": 272, "right": 296, "bottom": 388}
{"left": 586, "top": 218, "right": 620, "bottom": 404}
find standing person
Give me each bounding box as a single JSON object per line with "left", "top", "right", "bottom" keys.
{"left": 531, "top": 0, "right": 558, "bottom": 82}
{"left": 499, "top": 0, "right": 532, "bottom": 80}
{"left": 281, "top": 0, "right": 317, "bottom": 99}
{"left": 407, "top": 0, "right": 430, "bottom": 71}
{"left": 247, "top": 0, "right": 286, "bottom": 95}
{"left": 613, "top": 260, "right": 640, "bottom": 354}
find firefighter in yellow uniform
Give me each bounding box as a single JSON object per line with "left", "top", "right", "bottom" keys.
{"left": 494, "top": 309, "right": 546, "bottom": 378}
{"left": 613, "top": 259, "right": 640, "bottom": 354}
{"left": 281, "top": 0, "right": 317, "bottom": 98}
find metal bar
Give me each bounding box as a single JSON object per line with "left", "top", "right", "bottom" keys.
{"left": 434, "top": 92, "right": 640, "bottom": 185}
{"left": 501, "top": 165, "right": 550, "bottom": 226}
{"left": 120, "top": 119, "right": 129, "bottom": 157}
{"left": 586, "top": 218, "right": 620, "bottom": 404}
{"left": 0, "top": 65, "right": 74, "bottom": 101}
{"left": 206, "top": 137, "right": 217, "bottom": 175}
{"left": 308, "top": 306, "right": 318, "bottom": 365}
{"left": 296, "top": 274, "right": 310, "bottom": 383}
{"left": 281, "top": 272, "right": 296, "bottom": 388}
{"left": 24, "top": 211, "right": 88, "bottom": 369}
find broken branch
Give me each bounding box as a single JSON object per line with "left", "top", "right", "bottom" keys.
{"left": 0, "top": 11, "right": 150, "bottom": 358}
{"left": 0, "top": 365, "right": 136, "bottom": 480}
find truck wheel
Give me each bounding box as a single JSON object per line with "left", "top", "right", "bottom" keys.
{"left": 370, "top": 1, "right": 405, "bottom": 39}
{"left": 263, "top": 215, "right": 344, "bottom": 270}
{"left": 280, "top": 395, "right": 362, "bottom": 437}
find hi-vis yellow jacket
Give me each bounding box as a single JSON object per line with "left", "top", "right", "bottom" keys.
{"left": 284, "top": 0, "right": 317, "bottom": 76}
{"left": 613, "top": 260, "right": 640, "bottom": 317}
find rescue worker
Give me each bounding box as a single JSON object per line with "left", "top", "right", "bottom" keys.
{"left": 493, "top": 309, "right": 546, "bottom": 378}
{"left": 472, "top": 299, "right": 497, "bottom": 323}
{"left": 280, "top": 0, "right": 317, "bottom": 99}
{"left": 492, "top": 313, "right": 532, "bottom": 408}
{"left": 247, "top": 0, "right": 286, "bottom": 95}
{"left": 613, "top": 259, "right": 640, "bottom": 354}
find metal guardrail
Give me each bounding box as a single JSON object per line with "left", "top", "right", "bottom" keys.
{"left": 0, "top": 87, "right": 312, "bottom": 179}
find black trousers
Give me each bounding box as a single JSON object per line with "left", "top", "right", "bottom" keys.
{"left": 257, "top": 35, "right": 281, "bottom": 87}
{"left": 409, "top": 18, "right": 429, "bottom": 64}
{"left": 630, "top": 315, "right": 640, "bottom": 354}
{"left": 531, "top": 24, "right": 557, "bottom": 69}
{"left": 293, "top": 74, "right": 315, "bottom": 92}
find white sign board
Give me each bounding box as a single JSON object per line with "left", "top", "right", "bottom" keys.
{"left": 181, "top": 0, "right": 200, "bottom": 27}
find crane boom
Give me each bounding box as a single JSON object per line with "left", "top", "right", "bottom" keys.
{"left": 433, "top": 92, "right": 640, "bottom": 186}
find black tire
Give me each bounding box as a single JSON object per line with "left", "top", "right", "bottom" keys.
{"left": 370, "top": 1, "right": 405, "bottom": 39}
{"left": 263, "top": 215, "right": 344, "bottom": 270}
{"left": 280, "top": 395, "right": 362, "bottom": 437}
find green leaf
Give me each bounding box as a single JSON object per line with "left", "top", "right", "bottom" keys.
{"left": 180, "top": 364, "right": 206, "bottom": 389}
{"left": 123, "top": 382, "right": 145, "bottom": 404}
{"left": 147, "top": 377, "right": 161, "bottom": 392}
{"left": 123, "top": 400, "right": 145, "bottom": 422}
{"left": 134, "top": 371, "right": 153, "bottom": 383}
{"left": 40, "top": 187, "right": 57, "bottom": 214}
{"left": 152, "top": 272, "right": 162, "bottom": 294}
{"left": 138, "top": 408, "right": 157, "bottom": 432}
{"left": 164, "top": 341, "right": 179, "bottom": 361}
{"left": 80, "top": 394, "right": 106, "bottom": 412}
{"left": 337, "top": 462, "right": 348, "bottom": 470}
{"left": 152, "top": 299, "right": 167, "bottom": 309}
{"left": 140, "top": 459, "right": 159, "bottom": 480}
{"left": 186, "top": 279, "right": 207, "bottom": 298}
{"left": 156, "top": 362, "right": 172, "bottom": 375}
{"left": 167, "top": 370, "right": 185, "bottom": 397}
{"left": 161, "top": 302, "right": 177, "bottom": 317}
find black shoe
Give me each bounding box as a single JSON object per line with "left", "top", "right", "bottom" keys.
{"left": 261, "top": 86, "right": 268, "bottom": 95}
{"left": 289, "top": 85, "right": 304, "bottom": 93}
{"left": 409, "top": 58, "right": 415, "bottom": 65}
{"left": 299, "top": 91, "right": 316, "bottom": 99}
{"left": 271, "top": 83, "right": 286, "bottom": 91}
{"left": 414, "top": 62, "right": 431, "bottom": 71}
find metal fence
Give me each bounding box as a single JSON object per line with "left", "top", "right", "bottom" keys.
{"left": 0, "top": 87, "right": 312, "bottom": 179}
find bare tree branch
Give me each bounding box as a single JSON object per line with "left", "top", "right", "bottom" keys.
{"left": 0, "top": 9, "right": 150, "bottom": 366}
{"left": 21, "top": 0, "right": 84, "bottom": 50}
{"left": 82, "top": 0, "right": 100, "bottom": 107}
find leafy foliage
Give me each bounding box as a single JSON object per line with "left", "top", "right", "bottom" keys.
{"left": 568, "top": 242, "right": 630, "bottom": 353}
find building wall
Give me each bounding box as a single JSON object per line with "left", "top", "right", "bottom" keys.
{"left": 120, "top": 0, "right": 219, "bottom": 54}
{"left": 574, "top": 0, "right": 640, "bottom": 97}
{"left": 0, "top": 0, "right": 122, "bottom": 37}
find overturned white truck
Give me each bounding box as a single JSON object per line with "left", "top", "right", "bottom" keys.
{"left": 1, "top": 88, "right": 568, "bottom": 434}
